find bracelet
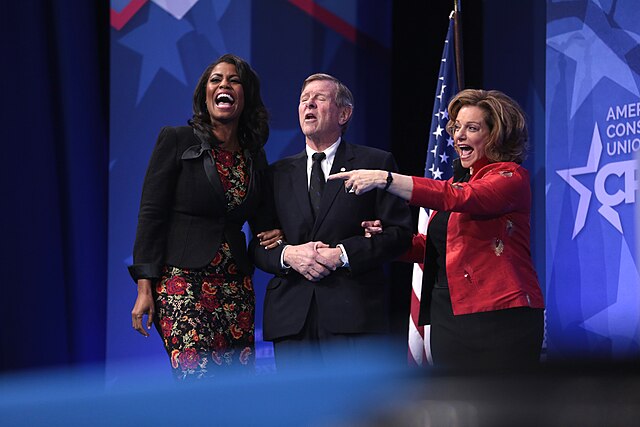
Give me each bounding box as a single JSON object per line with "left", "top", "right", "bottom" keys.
{"left": 383, "top": 171, "right": 393, "bottom": 191}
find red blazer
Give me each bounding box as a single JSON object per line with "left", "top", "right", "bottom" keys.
{"left": 406, "top": 161, "right": 544, "bottom": 325}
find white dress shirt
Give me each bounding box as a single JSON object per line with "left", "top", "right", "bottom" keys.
{"left": 280, "top": 137, "right": 350, "bottom": 269}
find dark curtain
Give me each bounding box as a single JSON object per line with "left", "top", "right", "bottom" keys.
{"left": 0, "top": 1, "right": 108, "bottom": 371}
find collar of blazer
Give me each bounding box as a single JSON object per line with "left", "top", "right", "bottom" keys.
{"left": 181, "top": 128, "right": 213, "bottom": 160}
{"left": 182, "top": 127, "right": 255, "bottom": 168}
{"left": 181, "top": 128, "right": 226, "bottom": 208}
{"left": 181, "top": 127, "right": 260, "bottom": 214}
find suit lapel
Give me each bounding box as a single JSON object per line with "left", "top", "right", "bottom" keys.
{"left": 183, "top": 129, "right": 227, "bottom": 208}
{"left": 311, "top": 141, "right": 354, "bottom": 236}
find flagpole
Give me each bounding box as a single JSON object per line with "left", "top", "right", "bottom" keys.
{"left": 453, "top": 0, "right": 465, "bottom": 90}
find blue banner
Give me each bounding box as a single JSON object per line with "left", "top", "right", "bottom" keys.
{"left": 546, "top": 0, "right": 640, "bottom": 359}
{"left": 108, "top": 0, "right": 391, "bottom": 381}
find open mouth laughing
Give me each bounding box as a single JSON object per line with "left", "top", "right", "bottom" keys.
{"left": 457, "top": 144, "right": 473, "bottom": 159}
{"left": 215, "top": 93, "right": 235, "bottom": 108}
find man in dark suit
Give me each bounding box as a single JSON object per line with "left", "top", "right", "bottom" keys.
{"left": 250, "top": 73, "right": 412, "bottom": 369}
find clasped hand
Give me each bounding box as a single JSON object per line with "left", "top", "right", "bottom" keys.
{"left": 284, "top": 241, "right": 342, "bottom": 282}
{"left": 257, "top": 228, "right": 285, "bottom": 249}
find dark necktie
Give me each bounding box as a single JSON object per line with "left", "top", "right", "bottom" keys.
{"left": 308, "top": 152, "right": 326, "bottom": 218}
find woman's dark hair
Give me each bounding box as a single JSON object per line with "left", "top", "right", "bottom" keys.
{"left": 446, "top": 89, "right": 529, "bottom": 164}
{"left": 189, "top": 54, "right": 269, "bottom": 151}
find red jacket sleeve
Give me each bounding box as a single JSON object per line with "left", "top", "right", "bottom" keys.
{"left": 397, "top": 233, "right": 426, "bottom": 263}
{"left": 408, "top": 162, "right": 530, "bottom": 215}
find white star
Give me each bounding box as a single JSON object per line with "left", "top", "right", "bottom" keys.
{"left": 556, "top": 123, "right": 602, "bottom": 238}
{"left": 152, "top": 0, "right": 199, "bottom": 19}
{"left": 432, "top": 125, "right": 443, "bottom": 138}
{"left": 118, "top": 5, "right": 193, "bottom": 103}
{"left": 432, "top": 167, "right": 443, "bottom": 180}
{"left": 447, "top": 136, "right": 454, "bottom": 147}
{"left": 430, "top": 145, "right": 438, "bottom": 156}
{"left": 547, "top": 21, "right": 640, "bottom": 118}
{"left": 439, "top": 152, "right": 449, "bottom": 164}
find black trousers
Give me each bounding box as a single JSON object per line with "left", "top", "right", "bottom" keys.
{"left": 272, "top": 294, "right": 382, "bottom": 372}
{"left": 430, "top": 287, "right": 544, "bottom": 372}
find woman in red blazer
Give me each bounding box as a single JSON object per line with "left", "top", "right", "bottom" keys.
{"left": 330, "top": 89, "right": 544, "bottom": 370}
{"left": 129, "top": 54, "right": 282, "bottom": 379}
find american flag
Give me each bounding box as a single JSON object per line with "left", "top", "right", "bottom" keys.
{"left": 408, "top": 13, "right": 460, "bottom": 366}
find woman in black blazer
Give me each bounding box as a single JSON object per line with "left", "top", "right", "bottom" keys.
{"left": 129, "top": 54, "right": 282, "bottom": 379}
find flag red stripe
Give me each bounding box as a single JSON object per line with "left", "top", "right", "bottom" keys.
{"left": 410, "top": 287, "right": 423, "bottom": 327}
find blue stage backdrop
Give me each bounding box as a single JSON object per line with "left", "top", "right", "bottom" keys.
{"left": 546, "top": 0, "right": 640, "bottom": 359}
{"left": 108, "top": 0, "right": 391, "bottom": 380}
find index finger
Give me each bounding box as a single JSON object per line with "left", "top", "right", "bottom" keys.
{"left": 314, "top": 253, "right": 335, "bottom": 268}
{"left": 132, "top": 314, "right": 149, "bottom": 337}
{"left": 146, "top": 310, "right": 154, "bottom": 331}
{"left": 310, "top": 261, "right": 331, "bottom": 276}
{"left": 327, "top": 171, "right": 351, "bottom": 181}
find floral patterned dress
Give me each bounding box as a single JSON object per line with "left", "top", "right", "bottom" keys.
{"left": 154, "top": 146, "right": 254, "bottom": 380}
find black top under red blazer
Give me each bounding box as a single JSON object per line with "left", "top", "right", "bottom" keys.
{"left": 250, "top": 141, "right": 413, "bottom": 341}
{"left": 128, "top": 126, "right": 274, "bottom": 282}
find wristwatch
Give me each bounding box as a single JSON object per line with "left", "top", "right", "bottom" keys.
{"left": 383, "top": 171, "right": 393, "bottom": 191}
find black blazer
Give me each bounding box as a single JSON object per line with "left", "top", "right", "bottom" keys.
{"left": 129, "top": 126, "right": 274, "bottom": 282}
{"left": 250, "top": 141, "right": 413, "bottom": 341}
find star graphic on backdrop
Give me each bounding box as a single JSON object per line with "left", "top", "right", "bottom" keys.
{"left": 433, "top": 124, "right": 444, "bottom": 138}
{"left": 432, "top": 168, "right": 443, "bottom": 180}
{"left": 547, "top": 17, "right": 639, "bottom": 117}
{"left": 152, "top": 0, "right": 199, "bottom": 19}
{"left": 118, "top": 4, "right": 193, "bottom": 103}
{"left": 189, "top": 0, "right": 242, "bottom": 59}
{"left": 581, "top": 237, "right": 640, "bottom": 356}
{"left": 556, "top": 123, "right": 602, "bottom": 238}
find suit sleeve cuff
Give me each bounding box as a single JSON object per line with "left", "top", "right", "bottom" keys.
{"left": 128, "top": 263, "right": 163, "bottom": 283}
{"left": 279, "top": 245, "right": 291, "bottom": 270}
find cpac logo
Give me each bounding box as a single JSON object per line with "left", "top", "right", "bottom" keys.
{"left": 556, "top": 123, "right": 638, "bottom": 239}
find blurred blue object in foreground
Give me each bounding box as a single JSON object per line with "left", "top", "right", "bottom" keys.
{"left": 0, "top": 345, "right": 412, "bottom": 427}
